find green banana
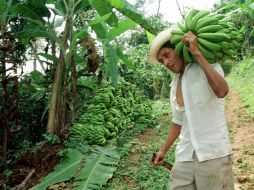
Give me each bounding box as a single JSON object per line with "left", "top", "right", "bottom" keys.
{"left": 185, "top": 9, "right": 199, "bottom": 31}
{"left": 219, "top": 41, "right": 232, "bottom": 49}
{"left": 232, "top": 40, "right": 241, "bottom": 48}
{"left": 189, "top": 10, "right": 210, "bottom": 31}
{"left": 195, "top": 16, "right": 220, "bottom": 31}
{"left": 174, "top": 41, "right": 184, "bottom": 56}
{"left": 214, "top": 51, "right": 223, "bottom": 58}
{"left": 170, "top": 35, "right": 182, "bottom": 45}
{"left": 198, "top": 44, "right": 216, "bottom": 59}
{"left": 197, "top": 38, "right": 221, "bottom": 51}
{"left": 218, "top": 28, "right": 231, "bottom": 34}
{"left": 182, "top": 45, "right": 193, "bottom": 63}
{"left": 231, "top": 31, "right": 240, "bottom": 36}
{"left": 177, "top": 22, "right": 187, "bottom": 33}
{"left": 197, "top": 25, "right": 223, "bottom": 34}
{"left": 223, "top": 49, "right": 236, "bottom": 57}
{"left": 197, "top": 32, "right": 230, "bottom": 41}
{"left": 171, "top": 29, "right": 185, "bottom": 36}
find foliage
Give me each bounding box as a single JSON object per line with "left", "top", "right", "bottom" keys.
{"left": 17, "top": 71, "right": 49, "bottom": 143}
{"left": 31, "top": 145, "right": 120, "bottom": 190}
{"left": 43, "top": 134, "right": 60, "bottom": 145}
{"left": 120, "top": 44, "right": 172, "bottom": 99}
{"left": 112, "top": 14, "right": 172, "bottom": 99}
{"left": 213, "top": 0, "right": 254, "bottom": 57}
{"left": 105, "top": 100, "right": 175, "bottom": 190}
{"left": 221, "top": 60, "right": 234, "bottom": 75}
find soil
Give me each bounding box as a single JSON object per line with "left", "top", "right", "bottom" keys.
{"left": 226, "top": 89, "right": 254, "bottom": 190}
{"left": 0, "top": 144, "right": 64, "bottom": 190}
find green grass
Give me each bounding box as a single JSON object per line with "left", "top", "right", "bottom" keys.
{"left": 105, "top": 100, "right": 175, "bottom": 190}
{"left": 227, "top": 58, "right": 254, "bottom": 118}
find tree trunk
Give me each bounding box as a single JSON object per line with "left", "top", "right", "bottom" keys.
{"left": 71, "top": 60, "right": 77, "bottom": 123}
{"left": 1, "top": 55, "right": 9, "bottom": 164}
{"left": 46, "top": 14, "right": 73, "bottom": 134}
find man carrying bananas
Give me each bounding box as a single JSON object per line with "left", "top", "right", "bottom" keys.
{"left": 148, "top": 26, "right": 234, "bottom": 190}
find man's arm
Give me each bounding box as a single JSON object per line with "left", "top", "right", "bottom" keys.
{"left": 153, "top": 123, "right": 181, "bottom": 165}
{"left": 183, "top": 32, "right": 229, "bottom": 98}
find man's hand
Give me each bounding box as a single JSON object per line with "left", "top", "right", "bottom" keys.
{"left": 151, "top": 150, "right": 166, "bottom": 166}
{"left": 182, "top": 31, "right": 201, "bottom": 57}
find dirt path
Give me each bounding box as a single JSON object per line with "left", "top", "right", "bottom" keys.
{"left": 226, "top": 89, "right": 254, "bottom": 190}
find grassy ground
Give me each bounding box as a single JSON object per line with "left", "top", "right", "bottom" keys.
{"left": 227, "top": 58, "right": 254, "bottom": 118}
{"left": 105, "top": 100, "right": 176, "bottom": 190}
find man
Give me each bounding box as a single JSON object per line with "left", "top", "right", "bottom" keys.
{"left": 148, "top": 26, "right": 234, "bottom": 190}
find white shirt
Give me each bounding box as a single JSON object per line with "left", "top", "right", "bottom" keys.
{"left": 170, "top": 63, "right": 233, "bottom": 162}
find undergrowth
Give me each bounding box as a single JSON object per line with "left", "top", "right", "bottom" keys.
{"left": 105, "top": 100, "right": 175, "bottom": 190}
{"left": 227, "top": 58, "right": 254, "bottom": 118}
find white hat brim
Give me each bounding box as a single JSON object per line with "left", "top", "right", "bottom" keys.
{"left": 147, "top": 25, "right": 177, "bottom": 64}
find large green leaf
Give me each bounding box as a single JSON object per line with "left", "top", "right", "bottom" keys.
{"left": 12, "top": 4, "right": 41, "bottom": 21}
{"left": 74, "top": 146, "right": 120, "bottom": 190}
{"left": 88, "top": 0, "right": 118, "bottom": 27}
{"left": 146, "top": 31, "right": 155, "bottom": 44}
{"left": 37, "top": 53, "right": 58, "bottom": 63}
{"left": 103, "top": 41, "right": 119, "bottom": 86}
{"left": 31, "top": 70, "right": 44, "bottom": 83}
{"left": 0, "top": 0, "right": 7, "bottom": 17}
{"left": 30, "top": 149, "right": 84, "bottom": 190}
{"left": 89, "top": 13, "right": 113, "bottom": 25}
{"left": 73, "top": 29, "right": 89, "bottom": 41}
{"left": 17, "top": 28, "right": 57, "bottom": 44}
{"left": 89, "top": 13, "right": 108, "bottom": 39}
{"left": 30, "top": 0, "right": 51, "bottom": 18}
{"left": 107, "top": 18, "right": 137, "bottom": 41}
{"left": 116, "top": 46, "right": 133, "bottom": 68}
{"left": 106, "top": 0, "right": 157, "bottom": 35}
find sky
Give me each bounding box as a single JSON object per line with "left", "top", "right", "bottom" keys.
{"left": 127, "top": 0, "right": 221, "bottom": 23}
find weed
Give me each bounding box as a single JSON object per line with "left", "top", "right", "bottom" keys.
{"left": 43, "top": 134, "right": 60, "bottom": 145}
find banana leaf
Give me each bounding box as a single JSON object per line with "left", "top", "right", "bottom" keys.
{"left": 107, "top": 18, "right": 137, "bottom": 41}
{"left": 88, "top": 0, "right": 118, "bottom": 27}
{"left": 30, "top": 149, "right": 84, "bottom": 190}
{"left": 103, "top": 41, "right": 119, "bottom": 86}
{"left": 73, "top": 146, "right": 120, "bottom": 190}
{"left": 106, "top": 0, "right": 156, "bottom": 35}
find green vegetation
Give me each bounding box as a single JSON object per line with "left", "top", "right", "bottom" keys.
{"left": 105, "top": 100, "right": 175, "bottom": 190}
{"left": 227, "top": 58, "right": 254, "bottom": 118}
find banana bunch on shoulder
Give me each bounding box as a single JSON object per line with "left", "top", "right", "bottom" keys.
{"left": 171, "top": 9, "right": 242, "bottom": 63}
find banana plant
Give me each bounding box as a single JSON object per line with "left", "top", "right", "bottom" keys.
{"left": 42, "top": 0, "right": 157, "bottom": 134}
{"left": 4, "top": 0, "right": 157, "bottom": 135}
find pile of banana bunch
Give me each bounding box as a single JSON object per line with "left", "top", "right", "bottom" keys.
{"left": 171, "top": 9, "right": 242, "bottom": 63}
{"left": 69, "top": 80, "right": 155, "bottom": 145}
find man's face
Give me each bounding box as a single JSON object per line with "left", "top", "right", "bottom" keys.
{"left": 156, "top": 47, "right": 185, "bottom": 73}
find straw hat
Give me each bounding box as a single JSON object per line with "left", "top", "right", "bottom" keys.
{"left": 147, "top": 25, "right": 177, "bottom": 64}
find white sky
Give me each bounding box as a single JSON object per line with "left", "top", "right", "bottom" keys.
{"left": 128, "top": 0, "right": 221, "bottom": 23}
